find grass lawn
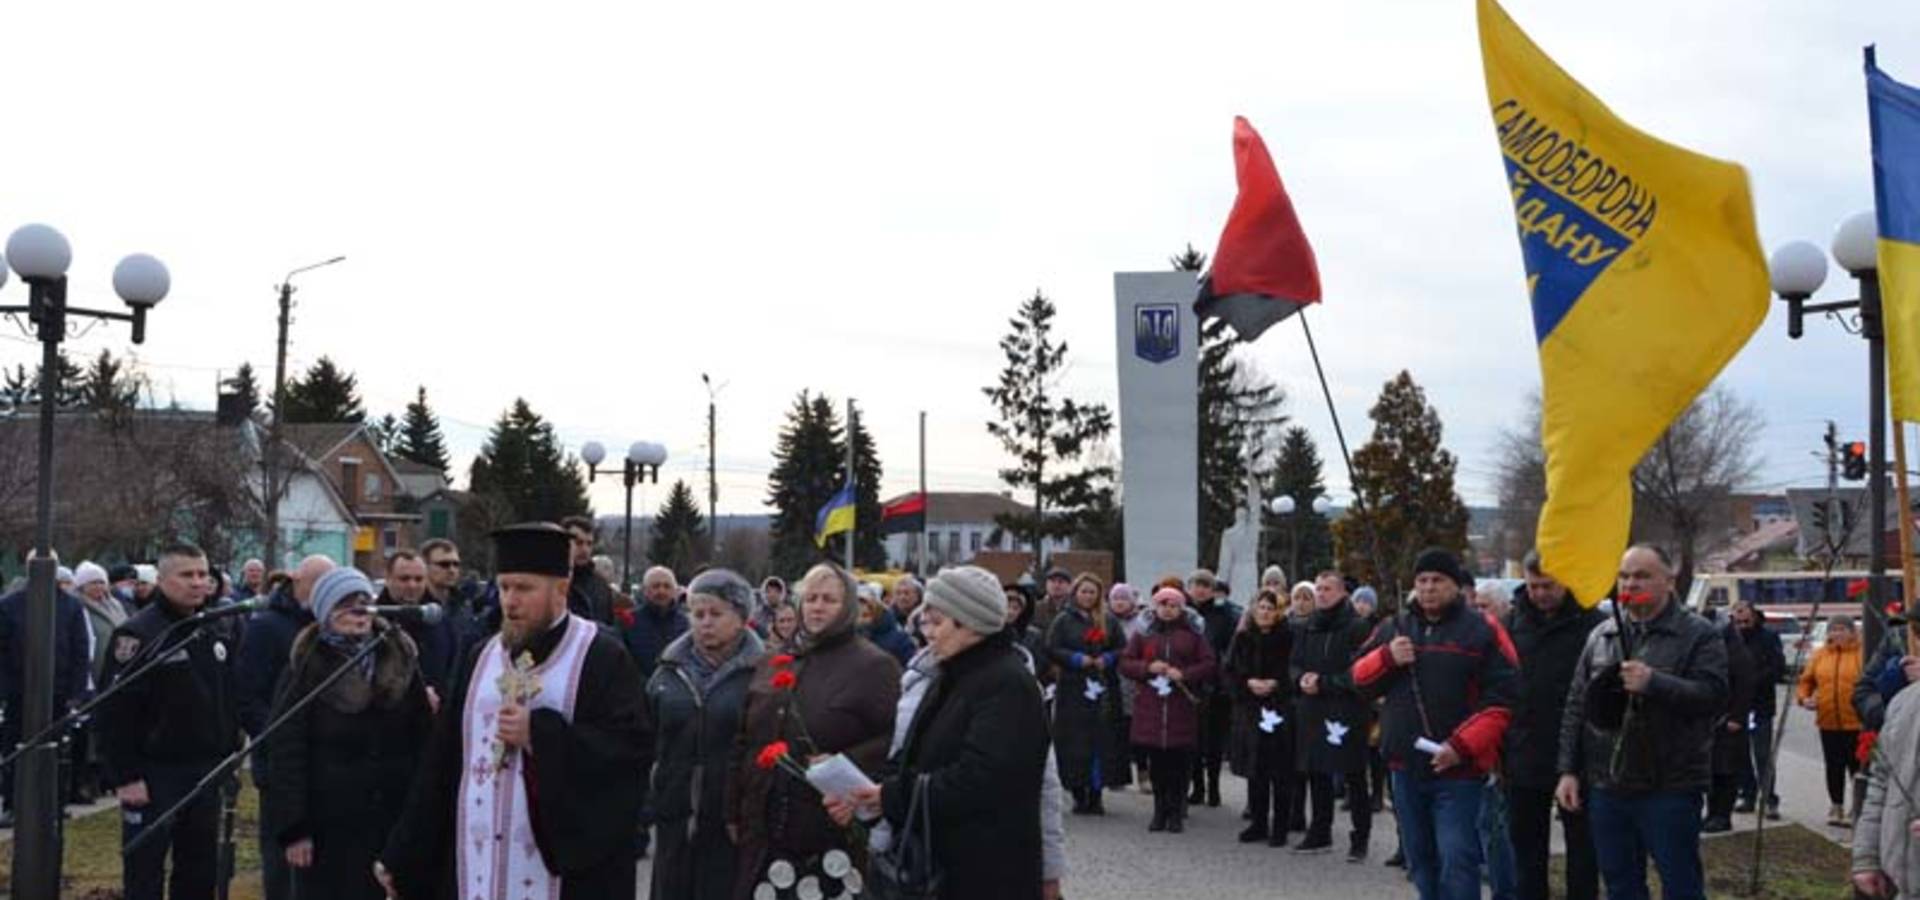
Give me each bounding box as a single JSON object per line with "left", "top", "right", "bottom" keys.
{"left": 0, "top": 777, "right": 266, "bottom": 899}
{"left": 1552, "top": 823, "right": 1853, "bottom": 899}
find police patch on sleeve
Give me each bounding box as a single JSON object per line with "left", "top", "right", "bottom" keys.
{"left": 213, "top": 640, "right": 227, "bottom": 663}
{"left": 113, "top": 635, "right": 142, "bottom": 663}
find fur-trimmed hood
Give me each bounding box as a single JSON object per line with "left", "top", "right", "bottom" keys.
{"left": 287, "top": 617, "right": 420, "bottom": 714}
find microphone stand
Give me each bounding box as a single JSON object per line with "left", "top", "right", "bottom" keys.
{"left": 0, "top": 608, "right": 232, "bottom": 772}
{"left": 124, "top": 630, "right": 391, "bottom": 861}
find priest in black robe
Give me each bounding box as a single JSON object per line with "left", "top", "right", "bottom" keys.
{"left": 378, "top": 523, "right": 652, "bottom": 899}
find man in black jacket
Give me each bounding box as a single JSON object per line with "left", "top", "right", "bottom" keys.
{"left": 563, "top": 515, "right": 617, "bottom": 626}
{"left": 99, "top": 543, "right": 244, "bottom": 900}
{"left": 0, "top": 552, "right": 94, "bottom": 825}
{"left": 233, "top": 553, "right": 330, "bottom": 900}
{"left": 1187, "top": 568, "right": 1241, "bottom": 809}
{"left": 1729, "top": 601, "right": 1784, "bottom": 817}
{"left": 1503, "top": 553, "right": 1603, "bottom": 900}
{"left": 381, "top": 549, "right": 459, "bottom": 695}
{"left": 1555, "top": 545, "right": 1727, "bottom": 900}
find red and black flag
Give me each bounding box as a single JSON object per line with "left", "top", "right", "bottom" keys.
{"left": 879, "top": 492, "right": 927, "bottom": 535}
{"left": 1192, "top": 116, "right": 1323, "bottom": 342}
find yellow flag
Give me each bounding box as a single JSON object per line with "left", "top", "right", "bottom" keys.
{"left": 1478, "top": 0, "right": 1768, "bottom": 605}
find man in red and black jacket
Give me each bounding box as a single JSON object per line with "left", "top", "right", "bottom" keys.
{"left": 1353, "top": 548, "right": 1518, "bottom": 900}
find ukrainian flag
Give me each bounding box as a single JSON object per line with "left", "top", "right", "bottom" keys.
{"left": 814, "top": 479, "right": 856, "bottom": 548}
{"left": 1478, "top": 0, "right": 1768, "bottom": 605}
{"left": 1869, "top": 48, "right": 1920, "bottom": 422}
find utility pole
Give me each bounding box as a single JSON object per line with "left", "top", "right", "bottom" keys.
{"left": 918, "top": 410, "right": 928, "bottom": 578}
{"left": 264, "top": 257, "right": 343, "bottom": 571}
{"left": 702, "top": 373, "right": 722, "bottom": 557}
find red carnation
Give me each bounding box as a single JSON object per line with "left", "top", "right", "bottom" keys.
{"left": 1085, "top": 628, "right": 1106, "bottom": 646}
{"left": 614, "top": 607, "right": 636, "bottom": 629}
{"left": 755, "top": 741, "right": 791, "bottom": 771}
{"left": 771, "top": 670, "right": 798, "bottom": 690}
{"left": 770, "top": 654, "right": 796, "bottom": 669}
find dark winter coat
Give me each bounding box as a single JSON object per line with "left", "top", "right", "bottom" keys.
{"left": 235, "top": 588, "right": 313, "bottom": 785}
{"left": 569, "top": 563, "right": 618, "bottom": 627}
{"left": 1558, "top": 598, "right": 1729, "bottom": 793}
{"left": 266, "top": 620, "right": 431, "bottom": 900}
{"left": 1119, "top": 617, "right": 1217, "bottom": 750}
{"left": 1740, "top": 620, "right": 1786, "bottom": 718}
{"left": 1289, "top": 599, "right": 1373, "bottom": 774}
{"left": 648, "top": 630, "right": 766, "bottom": 900}
{"left": 880, "top": 630, "right": 1048, "bottom": 900}
{"left": 1353, "top": 600, "right": 1519, "bottom": 780}
{"left": 1500, "top": 595, "right": 1604, "bottom": 790}
{"left": 622, "top": 600, "right": 690, "bottom": 680}
{"left": 863, "top": 606, "right": 917, "bottom": 668}
{"left": 0, "top": 584, "right": 94, "bottom": 713}
{"left": 97, "top": 593, "right": 243, "bottom": 787}
{"left": 1856, "top": 628, "right": 1907, "bottom": 732}
{"left": 1714, "top": 622, "right": 1758, "bottom": 776}
{"left": 1225, "top": 621, "right": 1293, "bottom": 777}
{"left": 1044, "top": 604, "right": 1131, "bottom": 791}
{"left": 1192, "top": 597, "right": 1242, "bottom": 692}
{"left": 727, "top": 629, "right": 899, "bottom": 900}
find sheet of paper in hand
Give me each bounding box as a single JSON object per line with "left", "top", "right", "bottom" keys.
{"left": 805, "top": 753, "right": 876, "bottom": 801}
{"left": 1258, "top": 708, "right": 1284, "bottom": 734}
{"left": 1324, "top": 720, "right": 1349, "bottom": 746}
{"left": 1149, "top": 675, "right": 1174, "bottom": 697}
{"left": 1083, "top": 680, "right": 1106, "bottom": 702}
{"left": 1414, "top": 737, "right": 1447, "bottom": 756}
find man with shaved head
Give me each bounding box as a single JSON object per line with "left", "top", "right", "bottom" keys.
{"left": 235, "top": 554, "right": 334, "bottom": 900}
{"left": 1555, "top": 544, "right": 1727, "bottom": 900}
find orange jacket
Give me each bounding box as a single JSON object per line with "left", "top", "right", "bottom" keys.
{"left": 1797, "top": 642, "right": 1863, "bottom": 731}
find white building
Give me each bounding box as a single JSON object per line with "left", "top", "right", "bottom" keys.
{"left": 882, "top": 491, "right": 1072, "bottom": 571}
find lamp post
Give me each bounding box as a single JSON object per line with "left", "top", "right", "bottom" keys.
{"left": 581, "top": 440, "right": 666, "bottom": 591}
{"left": 1269, "top": 494, "right": 1332, "bottom": 582}
{"left": 263, "top": 255, "right": 344, "bottom": 571}
{"left": 1769, "top": 210, "right": 1889, "bottom": 650}
{"left": 0, "top": 223, "right": 170, "bottom": 900}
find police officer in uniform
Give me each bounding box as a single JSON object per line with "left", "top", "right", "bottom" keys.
{"left": 98, "top": 542, "right": 243, "bottom": 900}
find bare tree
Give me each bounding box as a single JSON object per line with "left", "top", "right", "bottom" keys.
{"left": 1492, "top": 384, "right": 1764, "bottom": 596}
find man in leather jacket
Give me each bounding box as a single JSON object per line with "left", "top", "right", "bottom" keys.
{"left": 1555, "top": 544, "right": 1727, "bottom": 900}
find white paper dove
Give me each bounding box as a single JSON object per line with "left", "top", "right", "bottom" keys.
{"left": 1325, "top": 720, "right": 1350, "bottom": 746}
{"left": 1083, "top": 680, "right": 1106, "bottom": 702}
{"left": 1149, "top": 675, "right": 1174, "bottom": 697}
{"left": 1258, "top": 708, "right": 1284, "bottom": 734}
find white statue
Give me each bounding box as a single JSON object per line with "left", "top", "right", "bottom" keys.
{"left": 1216, "top": 473, "right": 1262, "bottom": 605}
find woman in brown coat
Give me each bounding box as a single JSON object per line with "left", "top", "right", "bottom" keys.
{"left": 727, "top": 563, "right": 900, "bottom": 899}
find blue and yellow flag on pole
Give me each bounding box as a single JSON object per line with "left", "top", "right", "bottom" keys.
{"left": 815, "top": 479, "right": 856, "bottom": 548}
{"left": 1478, "top": 0, "right": 1768, "bottom": 605}
{"left": 1869, "top": 47, "right": 1920, "bottom": 423}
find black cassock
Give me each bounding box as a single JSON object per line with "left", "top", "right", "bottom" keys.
{"left": 381, "top": 616, "right": 653, "bottom": 900}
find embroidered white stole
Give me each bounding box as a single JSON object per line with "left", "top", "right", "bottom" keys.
{"left": 457, "top": 615, "right": 595, "bottom": 900}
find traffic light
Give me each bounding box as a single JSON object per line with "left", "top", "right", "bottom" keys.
{"left": 1843, "top": 441, "right": 1868, "bottom": 480}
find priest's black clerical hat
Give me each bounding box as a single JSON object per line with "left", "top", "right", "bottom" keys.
{"left": 491, "top": 523, "right": 572, "bottom": 577}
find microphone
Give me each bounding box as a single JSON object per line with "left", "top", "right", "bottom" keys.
{"left": 369, "top": 602, "right": 444, "bottom": 625}
{"left": 192, "top": 597, "right": 267, "bottom": 621}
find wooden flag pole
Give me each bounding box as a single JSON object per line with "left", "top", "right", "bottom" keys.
{"left": 1895, "top": 420, "right": 1916, "bottom": 618}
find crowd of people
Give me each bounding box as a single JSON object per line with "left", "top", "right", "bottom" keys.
{"left": 5, "top": 523, "right": 1916, "bottom": 900}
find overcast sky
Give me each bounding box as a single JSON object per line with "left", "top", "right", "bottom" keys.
{"left": 2, "top": 1, "right": 1915, "bottom": 518}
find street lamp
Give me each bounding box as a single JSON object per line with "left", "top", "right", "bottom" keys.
{"left": 0, "top": 223, "right": 170, "bottom": 899}
{"left": 1269, "top": 494, "right": 1332, "bottom": 584}
{"left": 582, "top": 439, "right": 667, "bottom": 590}
{"left": 1769, "top": 210, "right": 1888, "bottom": 648}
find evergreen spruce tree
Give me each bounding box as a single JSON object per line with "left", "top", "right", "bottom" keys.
{"left": 2, "top": 351, "right": 87, "bottom": 409}
{"left": 469, "top": 398, "right": 592, "bottom": 523}
{"left": 983, "top": 290, "right": 1114, "bottom": 568}
{"left": 1330, "top": 371, "right": 1469, "bottom": 592}
{"left": 650, "top": 479, "right": 708, "bottom": 579}
{"left": 281, "top": 356, "right": 366, "bottom": 423}
{"left": 369, "top": 413, "right": 400, "bottom": 454}
{"left": 766, "top": 390, "right": 845, "bottom": 578}
{"left": 79, "top": 349, "right": 144, "bottom": 411}
{"left": 396, "top": 386, "right": 453, "bottom": 474}
{"left": 1178, "top": 244, "right": 1288, "bottom": 569}
{"left": 222, "top": 362, "right": 262, "bottom": 416}
{"left": 844, "top": 401, "right": 886, "bottom": 570}
{"left": 1264, "top": 426, "right": 1334, "bottom": 582}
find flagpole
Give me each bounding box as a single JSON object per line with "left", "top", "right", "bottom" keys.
{"left": 1297, "top": 308, "right": 1400, "bottom": 600}
{"left": 919, "top": 410, "right": 928, "bottom": 579}
{"left": 846, "top": 398, "right": 857, "bottom": 574}
{"left": 1896, "top": 420, "right": 1916, "bottom": 614}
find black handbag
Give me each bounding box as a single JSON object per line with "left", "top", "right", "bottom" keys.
{"left": 867, "top": 773, "right": 941, "bottom": 900}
